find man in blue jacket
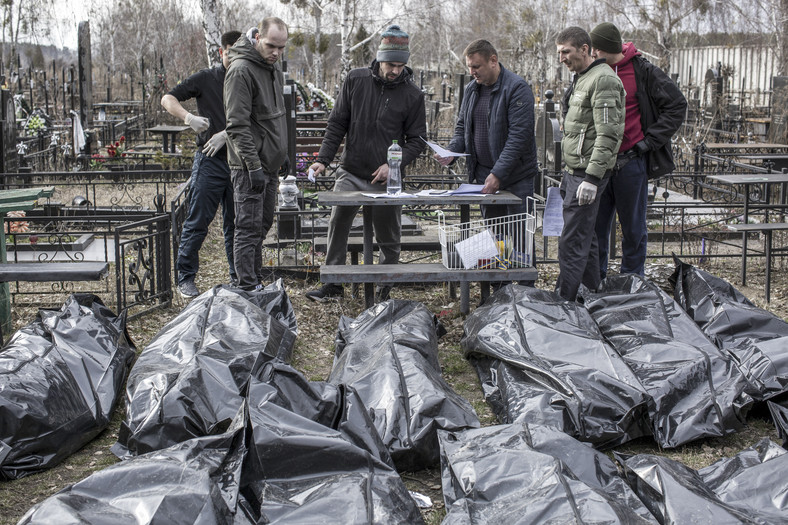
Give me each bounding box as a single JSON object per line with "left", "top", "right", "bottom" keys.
{"left": 436, "top": 40, "right": 537, "bottom": 215}
{"left": 435, "top": 39, "right": 538, "bottom": 282}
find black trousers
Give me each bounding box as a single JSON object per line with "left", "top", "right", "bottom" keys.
{"left": 556, "top": 170, "right": 610, "bottom": 301}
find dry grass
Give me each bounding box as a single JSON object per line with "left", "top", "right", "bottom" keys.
{"left": 0, "top": 219, "right": 785, "bottom": 524}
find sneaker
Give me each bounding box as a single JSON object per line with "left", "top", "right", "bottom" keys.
{"left": 305, "top": 283, "right": 344, "bottom": 302}
{"left": 178, "top": 279, "right": 199, "bottom": 298}
{"left": 375, "top": 285, "right": 392, "bottom": 302}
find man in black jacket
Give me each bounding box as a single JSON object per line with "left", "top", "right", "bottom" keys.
{"left": 589, "top": 22, "right": 687, "bottom": 279}
{"left": 305, "top": 25, "right": 426, "bottom": 303}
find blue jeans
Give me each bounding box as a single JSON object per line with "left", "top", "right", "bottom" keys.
{"left": 594, "top": 156, "right": 648, "bottom": 279}
{"left": 177, "top": 152, "right": 235, "bottom": 284}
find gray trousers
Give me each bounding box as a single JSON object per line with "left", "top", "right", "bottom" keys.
{"left": 556, "top": 170, "right": 610, "bottom": 301}
{"left": 231, "top": 169, "right": 278, "bottom": 290}
{"left": 325, "top": 167, "right": 401, "bottom": 268}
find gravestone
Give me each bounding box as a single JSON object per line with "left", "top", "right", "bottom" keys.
{"left": 0, "top": 89, "right": 18, "bottom": 174}
{"left": 769, "top": 76, "right": 788, "bottom": 144}
{"left": 78, "top": 22, "right": 93, "bottom": 139}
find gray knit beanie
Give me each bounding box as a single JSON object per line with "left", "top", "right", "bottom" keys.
{"left": 590, "top": 22, "right": 623, "bottom": 54}
{"left": 377, "top": 25, "right": 410, "bottom": 64}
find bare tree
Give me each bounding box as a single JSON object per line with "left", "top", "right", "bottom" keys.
{"left": 281, "top": 0, "right": 334, "bottom": 86}
{"left": 199, "top": 0, "right": 223, "bottom": 67}
{"left": 91, "top": 0, "right": 204, "bottom": 110}
{"left": 1, "top": 0, "right": 46, "bottom": 71}
{"left": 715, "top": 0, "right": 788, "bottom": 75}
{"left": 604, "top": 0, "right": 711, "bottom": 73}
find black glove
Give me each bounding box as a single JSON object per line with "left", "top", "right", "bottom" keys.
{"left": 249, "top": 168, "right": 266, "bottom": 192}
{"left": 278, "top": 157, "right": 290, "bottom": 176}
{"left": 634, "top": 139, "right": 650, "bottom": 156}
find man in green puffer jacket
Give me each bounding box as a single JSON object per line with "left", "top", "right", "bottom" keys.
{"left": 555, "top": 26, "right": 625, "bottom": 301}
{"left": 224, "top": 18, "right": 289, "bottom": 291}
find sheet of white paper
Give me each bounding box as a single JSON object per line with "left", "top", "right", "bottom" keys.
{"left": 361, "top": 192, "right": 412, "bottom": 198}
{"left": 454, "top": 229, "right": 499, "bottom": 269}
{"left": 449, "top": 184, "right": 485, "bottom": 195}
{"left": 543, "top": 186, "right": 564, "bottom": 236}
{"left": 307, "top": 168, "right": 315, "bottom": 183}
{"left": 415, "top": 189, "right": 450, "bottom": 196}
{"left": 423, "top": 138, "right": 469, "bottom": 158}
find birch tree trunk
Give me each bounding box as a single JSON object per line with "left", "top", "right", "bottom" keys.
{"left": 199, "top": 0, "right": 222, "bottom": 67}
{"left": 313, "top": 6, "right": 324, "bottom": 88}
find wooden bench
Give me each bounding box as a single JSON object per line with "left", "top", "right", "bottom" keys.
{"left": 312, "top": 234, "right": 441, "bottom": 263}
{"left": 320, "top": 263, "right": 537, "bottom": 314}
{"left": 727, "top": 222, "right": 788, "bottom": 302}
{"left": 0, "top": 262, "right": 110, "bottom": 283}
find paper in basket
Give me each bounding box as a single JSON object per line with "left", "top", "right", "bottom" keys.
{"left": 454, "top": 229, "right": 499, "bottom": 269}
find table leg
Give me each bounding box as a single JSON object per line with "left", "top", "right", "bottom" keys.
{"left": 741, "top": 189, "right": 749, "bottom": 285}
{"left": 162, "top": 133, "right": 170, "bottom": 154}
{"left": 460, "top": 204, "right": 470, "bottom": 312}
{"left": 363, "top": 206, "right": 374, "bottom": 308}
{"left": 460, "top": 284, "right": 471, "bottom": 314}
{"left": 350, "top": 251, "right": 359, "bottom": 298}
{"left": 765, "top": 230, "right": 772, "bottom": 303}
{"left": 0, "top": 216, "right": 10, "bottom": 340}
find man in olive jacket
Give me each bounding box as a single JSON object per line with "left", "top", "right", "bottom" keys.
{"left": 224, "top": 17, "right": 288, "bottom": 291}
{"left": 555, "top": 26, "right": 625, "bottom": 301}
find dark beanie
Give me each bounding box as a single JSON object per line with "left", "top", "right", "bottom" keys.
{"left": 377, "top": 25, "right": 410, "bottom": 64}
{"left": 590, "top": 22, "right": 623, "bottom": 54}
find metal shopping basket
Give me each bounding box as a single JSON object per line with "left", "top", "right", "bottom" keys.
{"left": 438, "top": 199, "right": 536, "bottom": 270}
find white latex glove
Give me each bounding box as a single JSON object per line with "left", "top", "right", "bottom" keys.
{"left": 575, "top": 181, "right": 598, "bottom": 206}
{"left": 202, "top": 130, "right": 227, "bottom": 157}
{"left": 184, "top": 112, "right": 210, "bottom": 133}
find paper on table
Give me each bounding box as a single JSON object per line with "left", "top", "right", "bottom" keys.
{"left": 422, "top": 137, "right": 469, "bottom": 158}
{"left": 450, "top": 183, "right": 485, "bottom": 195}
{"left": 454, "top": 229, "right": 499, "bottom": 269}
{"left": 543, "top": 186, "right": 564, "bottom": 236}
{"left": 415, "top": 189, "right": 450, "bottom": 196}
{"left": 361, "top": 192, "right": 412, "bottom": 198}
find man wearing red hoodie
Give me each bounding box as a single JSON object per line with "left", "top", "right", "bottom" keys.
{"left": 589, "top": 23, "right": 687, "bottom": 279}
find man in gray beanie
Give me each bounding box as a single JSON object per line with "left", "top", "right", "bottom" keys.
{"left": 377, "top": 25, "right": 410, "bottom": 63}
{"left": 306, "top": 25, "right": 426, "bottom": 303}
{"left": 589, "top": 22, "right": 687, "bottom": 281}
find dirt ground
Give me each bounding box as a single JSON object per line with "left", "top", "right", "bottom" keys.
{"left": 0, "top": 220, "right": 786, "bottom": 524}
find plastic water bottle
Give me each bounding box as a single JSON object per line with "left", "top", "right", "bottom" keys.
{"left": 387, "top": 140, "right": 402, "bottom": 195}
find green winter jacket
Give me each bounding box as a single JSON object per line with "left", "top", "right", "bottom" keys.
{"left": 562, "top": 59, "right": 625, "bottom": 181}
{"left": 224, "top": 36, "right": 287, "bottom": 174}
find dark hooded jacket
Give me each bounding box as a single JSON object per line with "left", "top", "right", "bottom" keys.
{"left": 224, "top": 35, "right": 287, "bottom": 174}
{"left": 448, "top": 64, "right": 539, "bottom": 187}
{"left": 624, "top": 43, "right": 688, "bottom": 179}
{"left": 317, "top": 61, "right": 426, "bottom": 179}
